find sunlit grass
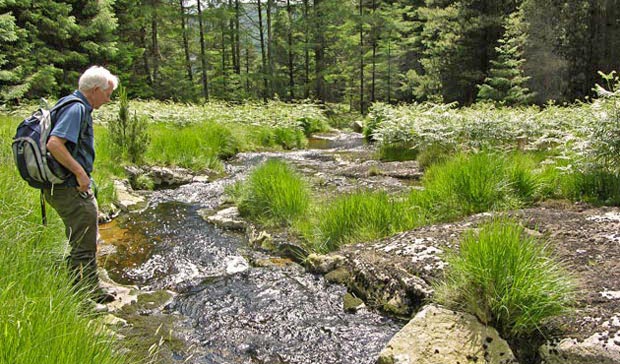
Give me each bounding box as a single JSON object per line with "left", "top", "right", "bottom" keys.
{"left": 433, "top": 218, "right": 576, "bottom": 338}
{"left": 236, "top": 159, "right": 311, "bottom": 226}
{"left": 0, "top": 116, "right": 128, "bottom": 364}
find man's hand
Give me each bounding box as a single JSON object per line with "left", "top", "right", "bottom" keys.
{"left": 47, "top": 136, "right": 90, "bottom": 191}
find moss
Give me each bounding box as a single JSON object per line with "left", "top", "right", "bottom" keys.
{"left": 343, "top": 292, "right": 365, "bottom": 312}
{"left": 325, "top": 267, "right": 351, "bottom": 284}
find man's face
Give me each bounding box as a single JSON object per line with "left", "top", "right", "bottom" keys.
{"left": 92, "top": 81, "right": 114, "bottom": 109}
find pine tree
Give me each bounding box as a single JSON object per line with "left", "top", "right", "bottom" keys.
{"left": 477, "top": 8, "right": 535, "bottom": 106}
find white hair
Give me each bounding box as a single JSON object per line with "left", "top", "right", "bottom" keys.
{"left": 78, "top": 66, "right": 119, "bottom": 92}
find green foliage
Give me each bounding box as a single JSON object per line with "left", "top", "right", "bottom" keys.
{"left": 560, "top": 167, "right": 620, "bottom": 206}
{"left": 377, "top": 142, "right": 418, "bottom": 162}
{"left": 108, "top": 85, "right": 150, "bottom": 164}
{"left": 299, "top": 190, "right": 427, "bottom": 253}
{"left": 0, "top": 1, "right": 118, "bottom": 102}
{"left": 588, "top": 71, "right": 620, "bottom": 173}
{"left": 237, "top": 159, "right": 311, "bottom": 226}
{"left": 476, "top": 8, "right": 535, "bottom": 106}
{"left": 416, "top": 142, "right": 455, "bottom": 170}
{"left": 422, "top": 153, "right": 539, "bottom": 216}
{"left": 433, "top": 219, "right": 575, "bottom": 338}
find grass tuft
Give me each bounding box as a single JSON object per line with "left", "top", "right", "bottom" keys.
{"left": 237, "top": 159, "right": 310, "bottom": 226}
{"left": 433, "top": 218, "right": 575, "bottom": 338}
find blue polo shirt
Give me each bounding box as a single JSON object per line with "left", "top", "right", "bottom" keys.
{"left": 50, "top": 91, "right": 95, "bottom": 186}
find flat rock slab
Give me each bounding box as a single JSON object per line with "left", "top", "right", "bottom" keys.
{"left": 377, "top": 304, "right": 517, "bottom": 364}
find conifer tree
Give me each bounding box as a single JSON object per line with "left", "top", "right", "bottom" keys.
{"left": 477, "top": 8, "right": 535, "bottom": 106}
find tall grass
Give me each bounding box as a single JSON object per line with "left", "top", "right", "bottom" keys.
{"left": 433, "top": 219, "right": 575, "bottom": 338}
{"left": 422, "top": 152, "right": 542, "bottom": 217}
{"left": 298, "top": 190, "right": 431, "bottom": 253}
{"left": 560, "top": 168, "right": 620, "bottom": 205}
{"left": 237, "top": 159, "right": 310, "bottom": 226}
{"left": 0, "top": 116, "right": 127, "bottom": 364}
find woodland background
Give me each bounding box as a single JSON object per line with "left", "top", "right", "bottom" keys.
{"left": 1, "top": 0, "right": 619, "bottom": 111}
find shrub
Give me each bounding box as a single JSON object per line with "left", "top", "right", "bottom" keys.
{"left": 433, "top": 219, "right": 575, "bottom": 338}
{"left": 237, "top": 159, "right": 310, "bottom": 226}
{"left": 108, "top": 85, "right": 150, "bottom": 164}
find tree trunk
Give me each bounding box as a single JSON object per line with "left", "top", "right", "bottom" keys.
{"left": 151, "top": 7, "right": 160, "bottom": 88}
{"left": 221, "top": 18, "right": 228, "bottom": 92}
{"left": 267, "top": 0, "right": 273, "bottom": 97}
{"left": 359, "top": 0, "right": 365, "bottom": 114}
{"left": 370, "top": 0, "right": 376, "bottom": 104}
{"left": 234, "top": 0, "right": 241, "bottom": 74}
{"left": 179, "top": 0, "right": 193, "bottom": 83}
{"left": 387, "top": 37, "right": 391, "bottom": 104}
{"left": 287, "top": 0, "right": 295, "bottom": 100}
{"left": 314, "top": 0, "right": 326, "bottom": 101}
{"left": 303, "top": 0, "right": 310, "bottom": 99}
{"left": 228, "top": 0, "right": 237, "bottom": 77}
{"left": 197, "top": 0, "right": 210, "bottom": 100}
{"left": 140, "top": 25, "right": 153, "bottom": 86}
{"left": 258, "top": 0, "right": 268, "bottom": 100}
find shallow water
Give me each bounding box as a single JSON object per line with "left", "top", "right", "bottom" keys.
{"left": 100, "top": 135, "right": 404, "bottom": 363}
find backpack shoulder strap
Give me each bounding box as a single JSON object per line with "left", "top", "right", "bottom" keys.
{"left": 49, "top": 96, "right": 87, "bottom": 157}
{"left": 51, "top": 96, "right": 85, "bottom": 113}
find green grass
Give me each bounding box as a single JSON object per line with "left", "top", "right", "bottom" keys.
{"left": 236, "top": 159, "right": 311, "bottom": 226}
{"left": 422, "top": 152, "right": 542, "bottom": 217}
{"left": 377, "top": 142, "right": 418, "bottom": 162}
{"left": 0, "top": 116, "right": 128, "bottom": 364}
{"left": 297, "top": 190, "right": 431, "bottom": 253}
{"left": 433, "top": 218, "right": 575, "bottom": 338}
{"left": 560, "top": 168, "right": 620, "bottom": 205}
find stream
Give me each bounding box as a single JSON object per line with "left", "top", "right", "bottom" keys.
{"left": 99, "top": 133, "right": 405, "bottom": 363}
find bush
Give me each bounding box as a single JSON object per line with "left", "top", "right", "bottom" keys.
{"left": 433, "top": 219, "right": 575, "bottom": 338}
{"left": 108, "top": 85, "right": 150, "bottom": 164}
{"left": 422, "top": 152, "right": 545, "bottom": 217}
{"left": 237, "top": 159, "right": 310, "bottom": 226}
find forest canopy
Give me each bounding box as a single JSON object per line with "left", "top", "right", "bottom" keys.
{"left": 1, "top": 0, "right": 619, "bottom": 109}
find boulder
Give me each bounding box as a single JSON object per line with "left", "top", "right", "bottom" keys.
{"left": 113, "top": 180, "right": 146, "bottom": 212}
{"left": 201, "top": 206, "right": 246, "bottom": 230}
{"left": 540, "top": 314, "right": 620, "bottom": 364}
{"left": 377, "top": 304, "right": 518, "bottom": 364}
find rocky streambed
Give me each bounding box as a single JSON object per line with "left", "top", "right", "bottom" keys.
{"left": 99, "top": 131, "right": 620, "bottom": 364}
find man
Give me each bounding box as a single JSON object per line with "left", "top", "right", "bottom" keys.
{"left": 45, "top": 66, "right": 118, "bottom": 304}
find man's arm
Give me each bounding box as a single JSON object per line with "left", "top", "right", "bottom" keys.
{"left": 47, "top": 136, "right": 90, "bottom": 192}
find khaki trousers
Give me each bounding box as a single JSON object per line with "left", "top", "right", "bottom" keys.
{"left": 44, "top": 186, "right": 99, "bottom": 288}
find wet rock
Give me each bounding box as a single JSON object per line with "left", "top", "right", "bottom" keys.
{"left": 351, "top": 120, "right": 364, "bottom": 133}
{"left": 324, "top": 267, "right": 351, "bottom": 284}
{"left": 125, "top": 165, "right": 195, "bottom": 189}
{"left": 540, "top": 319, "right": 620, "bottom": 364}
{"left": 113, "top": 180, "right": 146, "bottom": 212}
{"left": 343, "top": 292, "right": 365, "bottom": 312}
{"left": 200, "top": 206, "right": 247, "bottom": 231}
{"left": 377, "top": 304, "right": 518, "bottom": 364}
{"left": 247, "top": 228, "right": 273, "bottom": 249}
{"left": 306, "top": 253, "right": 346, "bottom": 274}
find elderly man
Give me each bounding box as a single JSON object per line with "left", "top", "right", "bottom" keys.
{"left": 45, "top": 66, "right": 118, "bottom": 304}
